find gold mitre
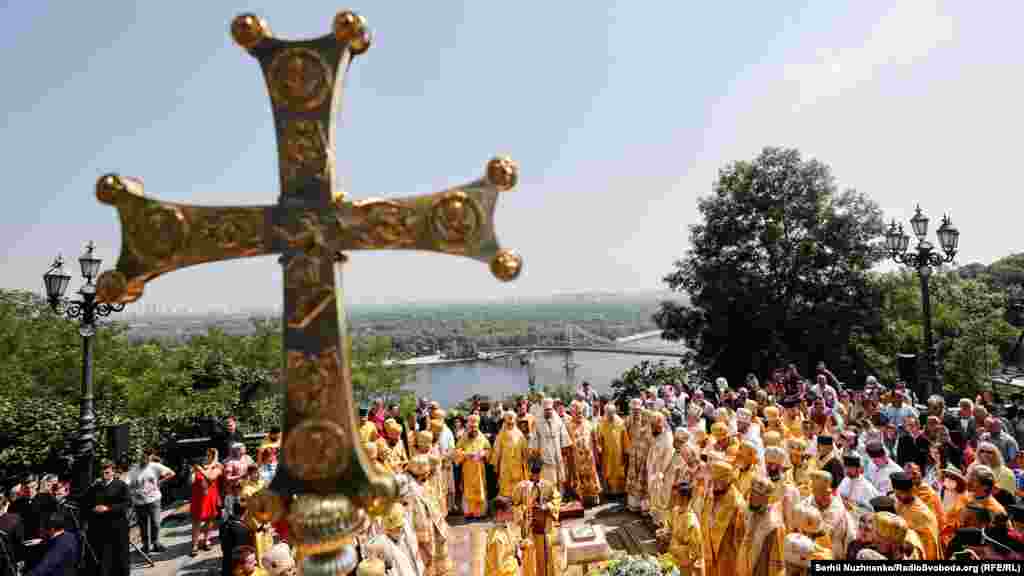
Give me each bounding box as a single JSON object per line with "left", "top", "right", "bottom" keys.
{"left": 383, "top": 502, "right": 405, "bottom": 531}
{"left": 750, "top": 475, "right": 774, "bottom": 498}
{"left": 873, "top": 512, "right": 908, "bottom": 544}
{"left": 763, "top": 431, "right": 783, "bottom": 448}
{"left": 763, "top": 406, "right": 780, "bottom": 420}
{"left": 384, "top": 418, "right": 402, "bottom": 435}
{"left": 810, "top": 470, "right": 832, "bottom": 494}
{"left": 711, "top": 460, "right": 735, "bottom": 481}
{"left": 787, "top": 437, "right": 808, "bottom": 453}
{"left": 764, "top": 446, "right": 788, "bottom": 466}
{"left": 794, "top": 504, "right": 823, "bottom": 535}
{"left": 357, "top": 558, "right": 386, "bottom": 576}
{"left": 415, "top": 430, "right": 434, "bottom": 446}
{"left": 408, "top": 455, "right": 431, "bottom": 476}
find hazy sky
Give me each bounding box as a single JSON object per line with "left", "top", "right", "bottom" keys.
{"left": 2, "top": 1, "right": 1020, "bottom": 311}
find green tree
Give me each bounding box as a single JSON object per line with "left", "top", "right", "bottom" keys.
{"left": 653, "top": 147, "right": 886, "bottom": 386}
{"left": 610, "top": 360, "right": 689, "bottom": 413}
{"left": 850, "top": 270, "right": 1019, "bottom": 397}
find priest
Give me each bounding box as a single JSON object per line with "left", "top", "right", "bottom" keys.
{"left": 491, "top": 411, "right": 529, "bottom": 500}
{"left": 666, "top": 481, "right": 704, "bottom": 576}
{"left": 566, "top": 400, "right": 602, "bottom": 506}
{"left": 764, "top": 446, "right": 800, "bottom": 531}
{"left": 739, "top": 476, "right": 785, "bottom": 576}
{"left": 484, "top": 498, "right": 521, "bottom": 576}
{"left": 455, "top": 414, "right": 492, "bottom": 519}
{"left": 529, "top": 398, "right": 572, "bottom": 490}
{"left": 892, "top": 471, "right": 941, "bottom": 560}
{"left": 596, "top": 404, "right": 628, "bottom": 497}
{"left": 837, "top": 451, "right": 879, "bottom": 518}
{"left": 514, "top": 459, "right": 563, "bottom": 576}
{"left": 85, "top": 459, "right": 131, "bottom": 576}
{"left": 700, "top": 461, "right": 746, "bottom": 576}
{"left": 626, "top": 400, "right": 651, "bottom": 512}
{"left": 805, "top": 471, "right": 854, "bottom": 560}
{"left": 646, "top": 412, "right": 676, "bottom": 519}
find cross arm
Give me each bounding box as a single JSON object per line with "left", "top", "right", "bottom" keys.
{"left": 332, "top": 156, "right": 523, "bottom": 281}
{"left": 93, "top": 173, "right": 275, "bottom": 304}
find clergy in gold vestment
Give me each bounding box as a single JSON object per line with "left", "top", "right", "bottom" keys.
{"left": 408, "top": 456, "right": 455, "bottom": 576}
{"left": 566, "top": 401, "right": 602, "bottom": 506}
{"left": 786, "top": 438, "right": 813, "bottom": 499}
{"left": 700, "top": 461, "right": 746, "bottom": 576}
{"left": 665, "top": 481, "right": 704, "bottom": 576}
{"left": 791, "top": 504, "right": 832, "bottom": 560}
{"left": 429, "top": 419, "right": 451, "bottom": 514}
{"left": 873, "top": 512, "right": 925, "bottom": 560}
{"left": 646, "top": 412, "right": 676, "bottom": 518}
{"left": 484, "top": 498, "right": 521, "bottom": 576}
{"left": 626, "top": 399, "right": 651, "bottom": 511}
{"left": 380, "top": 418, "right": 409, "bottom": 473}
{"left": 734, "top": 441, "right": 760, "bottom": 500}
{"left": 596, "top": 404, "right": 628, "bottom": 496}
{"left": 361, "top": 407, "right": 379, "bottom": 443}
{"left": 906, "top": 462, "right": 944, "bottom": 536}
{"left": 763, "top": 447, "right": 800, "bottom": 531}
{"left": 455, "top": 414, "right": 492, "bottom": 519}
{"left": 491, "top": 411, "right": 529, "bottom": 499}
{"left": 804, "top": 471, "right": 854, "bottom": 560}
{"left": 892, "top": 472, "right": 940, "bottom": 560}
{"left": 739, "top": 477, "right": 785, "bottom": 576}
{"left": 240, "top": 483, "right": 273, "bottom": 568}
{"left": 514, "top": 460, "right": 563, "bottom": 576}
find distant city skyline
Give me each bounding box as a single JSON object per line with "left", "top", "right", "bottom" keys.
{"left": 3, "top": 2, "right": 1022, "bottom": 313}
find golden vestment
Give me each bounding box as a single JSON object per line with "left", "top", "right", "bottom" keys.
{"left": 513, "top": 479, "right": 562, "bottom": 576}
{"left": 491, "top": 427, "right": 529, "bottom": 499}
{"left": 484, "top": 523, "right": 521, "bottom": 576}
{"left": 379, "top": 437, "right": 409, "bottom": 473}
{"left": 700, "top": 485, "right": 746, "bottom": 576}
{"left": 411, "top": 481, "right": 453, "bottom": 576}
{"left": 739, "top": 504, "right": 785, "bottom": 576}
{"left": 669, "top": 505, "right": 704, "bottom": 576}
{"left": 360, "top": 421, "right": 379, "bottom": 443}
{"left": 455, "top": 433, "right": 492, "bottom": 517}
{"left": 242, "top": 511, "right": 275, "bottom": 570}
{"left": 736, "top": 465, "right": 757, "bottom": 501}
{"left": 897, "top": 497, "right": 940, "bottom": 561}
{"left": 626, "top": 416, "right": 651, "bottom": 507}
{"left": 940, "top": 492, "right": 970, "bottom": 550}
{"left": 769, "top": 478, "right": 801, "bottom": 531}
{"left": 790, "top": 462, "right": 813, "bottom": 499}
{"left": 596, "top": 415, "right": 628, "bottom": 494}
{"left": 566, "top": 417, "right": 602, "bottom": 503}
{"left": 912, "top": 483, "right": 944, "bottom": 536}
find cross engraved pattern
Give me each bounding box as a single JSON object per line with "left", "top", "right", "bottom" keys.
{"left": 93, "top": 11, "right": 522, "bottom": 573}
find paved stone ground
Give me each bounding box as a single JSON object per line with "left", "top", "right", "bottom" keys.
{"left": 127, "top": 499, "right": 652, "bottom": 576}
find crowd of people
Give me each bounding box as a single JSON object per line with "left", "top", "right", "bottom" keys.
{"left": 5, "top": 363, "right": 1024, "bottom": 575}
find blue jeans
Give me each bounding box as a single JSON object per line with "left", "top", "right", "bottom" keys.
{"left": 134, "top": 501, "right": 162, "bottom": 549}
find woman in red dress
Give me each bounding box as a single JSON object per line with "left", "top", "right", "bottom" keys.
{"left": 190, "top": 447, "right": 224, "bottom": 556}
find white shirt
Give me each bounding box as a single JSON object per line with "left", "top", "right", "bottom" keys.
{"left": 865, "top": 459, "right": 904, "bottom": 495}
{"left": 129, "top": 462, "right": 173, "bottom": 505}
{"left": 837, "top": 475, "right": 880, "bottom": 514}
{"left": 530, "top": 415, "right": 571, "bottom": 479}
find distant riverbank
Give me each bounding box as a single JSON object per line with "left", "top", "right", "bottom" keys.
{"left": 406, "top": 334, "right": 687, "bottom": 407}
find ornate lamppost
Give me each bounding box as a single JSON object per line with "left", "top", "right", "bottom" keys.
{"left": 884, "top": 207, "right": 960, "bottom": 399}
{"left": 42, "top": 242, "right": 125, "bottom": 496}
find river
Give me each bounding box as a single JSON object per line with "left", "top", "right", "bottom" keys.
{"left": 407, "top": 335, "right": 688, "bottom": 408}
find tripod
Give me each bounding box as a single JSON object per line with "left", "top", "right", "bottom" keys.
{"left": 0, "top": 528, "right": 19, "bottom": 576}
{"left": 61, "top": 501, "right": 99, "bottom": 569}
{"left": 125, "top": 507, "right": 155, "bottom": 568}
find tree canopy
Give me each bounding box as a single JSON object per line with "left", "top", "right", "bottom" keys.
{"left": 850, "top": 270, "right": 1019, "bottom": 396}
{"left": 654, "top": 147, "right": 886, "bottom": 386}
{"left": 0, "top": 289, "right": 411, "bottom": 481}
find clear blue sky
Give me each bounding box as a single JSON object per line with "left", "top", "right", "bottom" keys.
{"left": 2, "top": 2, "right": 1021, "bottom": 312}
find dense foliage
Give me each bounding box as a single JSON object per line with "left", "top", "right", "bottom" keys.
{"left": 610, "top": 360, "right": 690, "bottom": 413}
{"left": 654, "top": 147, "right": 886, "bottom": 386}
{"left": 0, "top": 289, "right": 410, "bottom": 482}
{"left": 850, "top": 270, "right": 1019, "bottom": 396}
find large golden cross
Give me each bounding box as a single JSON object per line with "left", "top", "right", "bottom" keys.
{"left": 93, "top": 11, "right": 521, "bottom": 574}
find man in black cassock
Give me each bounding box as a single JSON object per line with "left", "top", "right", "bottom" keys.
{"left": 84, "top": 459, "right": 130, "bottom": 576}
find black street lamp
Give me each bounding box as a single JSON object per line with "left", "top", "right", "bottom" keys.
{"left": 42, "top": 241, "right": 125, "bottom": 497}
{"left": 885, "top": 206, "right": 960, "bottom": 399}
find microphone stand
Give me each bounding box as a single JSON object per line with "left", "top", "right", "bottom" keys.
{"left": 63, "top": 496, "right": 99, "bottom": 568}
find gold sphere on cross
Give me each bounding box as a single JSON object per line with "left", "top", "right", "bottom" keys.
{"left": 333, "top": 11, "right": 371, "bottom": 55}
{"left": 490, "top": 249, "right": 522, "bottom": 281}
{"left": 95, "top": 173, "right": 124, "bottom": 204}
{"left": 486, "top": 156, "right": 518, "bottom": 191}
{"left": 231, "top": 14, "right": 271, "bottom": 50}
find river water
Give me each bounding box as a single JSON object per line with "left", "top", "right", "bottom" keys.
{"left": 407, "top": 336, "right": 688, "bottom": 408}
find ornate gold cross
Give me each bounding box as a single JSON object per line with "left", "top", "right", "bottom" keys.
{"left": 93, "top": 11, "right": 521, "bottom": 574}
